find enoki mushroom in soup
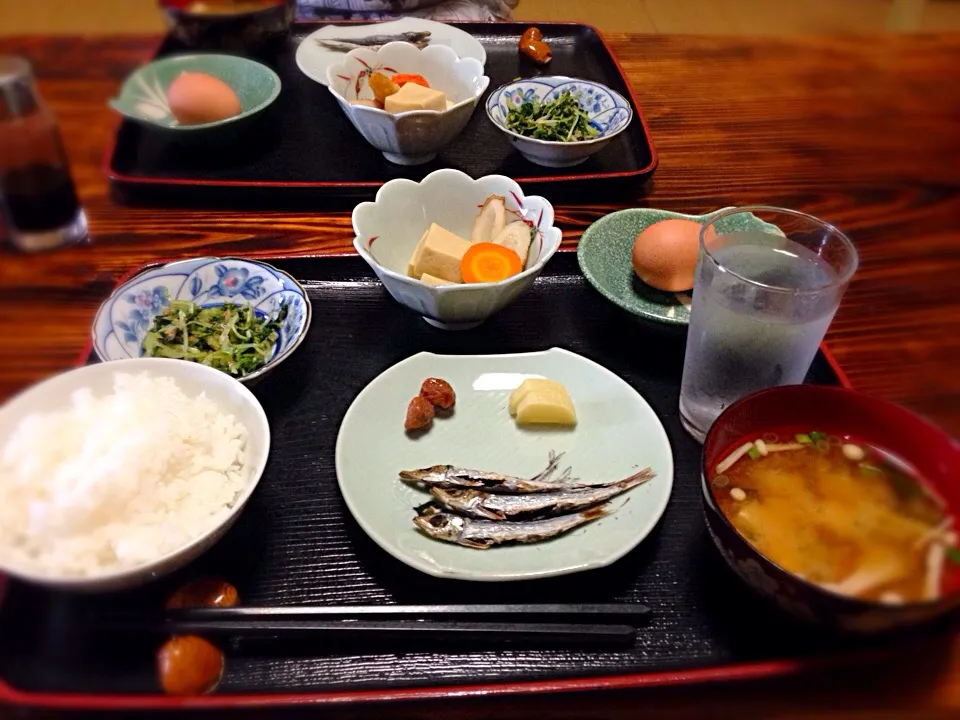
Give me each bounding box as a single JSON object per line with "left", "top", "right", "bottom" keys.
{"left": 710, "top": 429, "right": 957, "bottom": 604}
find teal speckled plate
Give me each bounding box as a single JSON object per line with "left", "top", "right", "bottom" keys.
{"left": 577, "top": 207, "right": 774, "bottom": 326}
{"left": 109, "top": 53, "right": 281, "bottom": 133}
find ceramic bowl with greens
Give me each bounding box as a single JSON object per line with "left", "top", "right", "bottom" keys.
{"left": 92, "top": 257, "right": 311, "bottom": 384}
{"left": 109, "top": 53, "right": 280, "bottom": 135}
{"left": 485, "top": 77, "right": 633, "bottom": 167}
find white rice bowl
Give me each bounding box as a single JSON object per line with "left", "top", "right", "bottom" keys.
{"left": 0, "top": 359, "right": 270, "bottom": 592}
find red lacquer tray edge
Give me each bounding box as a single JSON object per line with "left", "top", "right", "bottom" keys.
{"left": 101, "top": 20, "right": 660, "bottom": 191}
{"left": 0, "top": 252, "right": 856, "bottom": 710}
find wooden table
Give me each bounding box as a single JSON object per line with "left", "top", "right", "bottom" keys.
{"left": 1, "top": 32, "right": 959, "bottom": 718}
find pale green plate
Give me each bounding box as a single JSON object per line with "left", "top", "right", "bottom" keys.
{"left": 577, "top": 207, "right": 774, "bottom": 326}
{"left": 335, "top": 349, "right": 674, "bottom": 581}
{"left": 109, "top": 53, "right": 281, "bottom": 133}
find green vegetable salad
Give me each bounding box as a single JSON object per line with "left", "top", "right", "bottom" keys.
{"left": 142, "top": 300, "right": 287, "bottom": 378}
{"left": 505, "top": 91, "right": 600, "bottom": 143}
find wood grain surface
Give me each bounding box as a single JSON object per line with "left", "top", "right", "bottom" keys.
{"left": 1, "top": 32, "right": 959, "bottom": 718}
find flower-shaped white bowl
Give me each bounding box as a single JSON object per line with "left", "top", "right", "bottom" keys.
{"left": 352, "top": 169, "right": 563, "bottom": 330}
{"left": 327, "top": 42, "right": 489, "bottom": 166}
{"left": 486, "top": 76, "right": 634, "bottom": 168}
{"left": 92, "top": 257, "right": 312, "bottom": 384}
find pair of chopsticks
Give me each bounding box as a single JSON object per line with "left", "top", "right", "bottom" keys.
{"left": 100, "top": 604, "right": 651, "bottom": 648}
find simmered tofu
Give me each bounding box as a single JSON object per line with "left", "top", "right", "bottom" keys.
{"left": 385, "top": 82, "right": 447, "bottom": 113}
{"left": 419, "top": 272, "right": 451, "bottom": 286}
{"left": 407, "top": 223, "right": 472, "bottom": 283}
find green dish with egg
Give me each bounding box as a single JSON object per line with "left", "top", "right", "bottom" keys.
{"left": 108, "top": 53, "right": 281, "bottom": 140}
{"left": 577, "top": 207, "right": 777, "bottom": 326}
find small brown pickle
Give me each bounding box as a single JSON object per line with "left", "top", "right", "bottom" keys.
{"left": 519, "top": 26, "right": 551, "bottom": 64}
{"left": 157, "top": 635, "right": 224, "bottom": 696}
{"left": 166, "top": 578, "right": 239, "bottom": 609}
{"left": 420, "top": 377, "right": 456, "bottom": 410}
{"left": 405, "top": 396, "right": 435, "bottom": 431}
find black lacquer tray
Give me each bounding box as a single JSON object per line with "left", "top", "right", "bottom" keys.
{"left": 105, "top": 22, "right": 658, "bottom": 207}
{"left": 2, "top": 252, "right": 932, "bottom": 711}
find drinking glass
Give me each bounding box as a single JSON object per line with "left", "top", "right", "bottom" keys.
{"left": 0, "top": 56, "right": 87, "bottom": 252}
{"left": 679, "top": 206, "right": 858, "bottom": 441}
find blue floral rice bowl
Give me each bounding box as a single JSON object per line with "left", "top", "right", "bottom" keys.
{"left": 485, "top": 76, "right": 633, "bottom": 168}
{"left": 93, "top": 257, "right": 312, "bottom": 383}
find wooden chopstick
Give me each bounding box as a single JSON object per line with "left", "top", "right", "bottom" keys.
{"left": 165, "top": 603, "right": 652, "bottom": 623}
{"left": 98, "top": 619, "right": 638, "bottom": 647}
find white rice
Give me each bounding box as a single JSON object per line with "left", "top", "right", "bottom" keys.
{"left": 0, "top": 373, "right": 249, "bottom": 577}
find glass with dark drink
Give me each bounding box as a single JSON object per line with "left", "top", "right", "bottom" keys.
{"left": 0, "top": 56, "right": 88, "bottom": 252}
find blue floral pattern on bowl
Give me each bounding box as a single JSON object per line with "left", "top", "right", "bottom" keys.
{"left": 93, "top": 257, "right": 312, "bottom": 383}
{"left": 486, "top": 77, "right": 633, "bottom": 140}
{"left": 485, "top": 76, "right": 634, "bottom": 168}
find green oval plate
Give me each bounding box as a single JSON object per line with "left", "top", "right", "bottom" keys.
{"left": 577, "top": 207, "right": 775, "bottom": 326}
{"left": 109, "top": 53, "right": 281, "bottom": 133}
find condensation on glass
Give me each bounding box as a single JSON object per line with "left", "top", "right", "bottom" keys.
{"left": 0, "top": 56, "right": 88, "bottom": 252}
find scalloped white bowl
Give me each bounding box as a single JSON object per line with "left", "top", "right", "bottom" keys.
{"left": 352, "top": 169, "right": 563, "bottom": 329}
{"left": 327, "top": 42, "right": 489, "bottom": 166}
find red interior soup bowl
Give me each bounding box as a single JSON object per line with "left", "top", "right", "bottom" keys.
{"left": 701, "top": 384, "right": 960, "bottom": 633}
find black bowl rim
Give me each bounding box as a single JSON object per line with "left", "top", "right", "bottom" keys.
{"left": 700, "top": 384, "right": 960, "bottom": 611}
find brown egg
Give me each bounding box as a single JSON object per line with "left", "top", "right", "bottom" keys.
{"left": 631, "top": 219, "right": 711, "bottom": 292}
{"left": 157, "top": 635, "right": 224, "bottom": 696}
{"left": 167, "top": 72, "right": 241, "bottom": 125}
{"left": 166, "top": 579, "right": 239, "bottom": 609}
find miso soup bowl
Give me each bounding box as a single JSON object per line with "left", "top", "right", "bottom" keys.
{"left": 701, "top": 384, "right": 960, "bottom": 633}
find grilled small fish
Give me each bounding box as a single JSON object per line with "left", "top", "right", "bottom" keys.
{"left": 430, "top": 468, "right": 655, "bottom": 520}
{"left": 317, "top": 31, "right": 431, "bottom": 53}
{"left": 413, "top": 504, "right": 609, "bottom": 549}
{"left": 399, "top": 452, "right": 580, "bottom": 494}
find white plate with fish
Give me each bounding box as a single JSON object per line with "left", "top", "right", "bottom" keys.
{"left": 296, "top": 18, "right": 487, "bottom": 87}
{"left": 335, "top": 348, "right": 673, "bottom": 581}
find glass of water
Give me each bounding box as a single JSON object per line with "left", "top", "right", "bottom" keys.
{"left": 679, "top": 206, "right": 858, "bottom": 441}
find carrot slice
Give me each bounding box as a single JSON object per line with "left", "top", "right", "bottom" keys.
{"left": 461, "top": 243, "right": 523, "bottom": 284}
{"left": 391, "top": 73, "right": 430, "bottom": 88}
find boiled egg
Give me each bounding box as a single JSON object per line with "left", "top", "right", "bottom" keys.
{"left": 631, "top": 219, "right": 713, "bottom": 292}
{"left": 167, "top": 72, "right": 241, "bottom": 125}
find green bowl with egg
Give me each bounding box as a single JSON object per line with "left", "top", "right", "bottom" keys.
{"left": 109, "top": 53, "right": 281, "bottom": 142}
{"left": 578, "top": 207, "right": 777, "bottom": 326}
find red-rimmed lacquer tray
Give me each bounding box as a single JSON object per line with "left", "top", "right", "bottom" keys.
{"left": 105, "top": 22, "right": 658, "bottom": 206}
{"left": 0, "top": 252, "right": 941, "bottom": 711}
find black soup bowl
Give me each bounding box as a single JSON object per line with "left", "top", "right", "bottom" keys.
{"left": 701, "top": 384, "right": 960, "bottom": 633}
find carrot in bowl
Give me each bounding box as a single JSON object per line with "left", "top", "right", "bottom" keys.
{"left": 461, "top": 243, "right": 523, "bottom": 284}
{"left": 391, "top": 73, "right": 430, "bottom": 88}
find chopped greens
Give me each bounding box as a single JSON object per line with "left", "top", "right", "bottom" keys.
{"left": 795, "top": 433, "right": 812, "bottom": 445}
{"left": 505, "top": 91, "right": 600, "bottom": 143}
{"left": 946, "top": 547, "right": 960, "bottom": 565}
{"left": 747, "top": 447, "right": 761, "bottom": 460}
{"left": 809, "top": 431, "right": 826, "bottom": 442}
{"left": 142, "top": 299, "right": 287, "bottom": 378}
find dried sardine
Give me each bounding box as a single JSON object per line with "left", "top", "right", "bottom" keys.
{"left": 413, "top": 503, "right": 609, "bottom": 549}
{"left": 317, "top": 31, "right": 431, "bottom": 53}
{"left": 430, "top": 468, "right": 655, "bottom": 520}
{"left": 399, "top": 452, "right": 581, "bottom": 494}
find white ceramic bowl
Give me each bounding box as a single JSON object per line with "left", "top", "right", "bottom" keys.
{"left": 0, "top": 359, "right": 270, "bottom": 592}
{"left": 326, "top": 42, "right": 489, "bottom": 165}
{"left": 352, "top": 169, "right": 563, "bottom": 330}
{"left": 485, "top": 76, "right": 634, "bottom": 168}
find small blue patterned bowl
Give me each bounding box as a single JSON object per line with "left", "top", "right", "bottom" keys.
{"left": 92, "top": 257, "right": 311, "bottom": 384}
{"left": 485, "top": 76, "right": 633, "bottom": 168}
